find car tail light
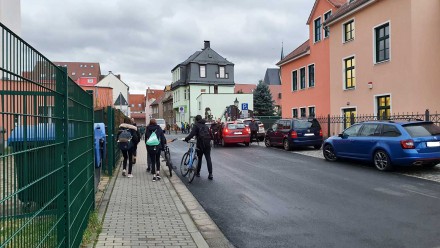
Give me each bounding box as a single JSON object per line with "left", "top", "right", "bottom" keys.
{"left": 291, "top": 131, "right": 298, "bottom": 138}
{"left": 400, "top": 139, "right": 415, "bottom": 149}
{"left": 245, "top": 127, "right": 250, "bottom": 134}
{"left": 223, "top": 128, "right": 229, "bottom": 135}
{"left": 319, "top": 130, "right": 323, "bottom": 137}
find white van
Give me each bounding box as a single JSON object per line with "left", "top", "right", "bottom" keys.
{"left": 156, "top": 119, "right": 166, "bottom": 130}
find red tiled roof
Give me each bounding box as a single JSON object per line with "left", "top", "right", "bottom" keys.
{"left": 130, "top": 113, "right": 146, "bottom": 119}
{"left": 306, "top": 0, "right": 347, "bottom": 24}
{"left": 53, "top": 61, "right": 101, "bottom": 81}
{"left": 235, "top": 84, "right": 257, "bottom": 93}
{"left": 146, "top": 88, "right": 164, "bottom": 102}
{"left": 128, "top": 94, "right": 145, "bottom": 112}
{"left": 276, "top": 40, "right": 310, "bottom": 66}
{"left": 324, "top": 0, "right": 374, "bottom": 26}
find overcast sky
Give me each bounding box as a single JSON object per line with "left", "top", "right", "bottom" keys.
{"left": 21, "top": 0, "right": 313, "bottom": 94}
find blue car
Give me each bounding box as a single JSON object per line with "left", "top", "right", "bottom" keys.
{"left": 322, "top": 121, "right": 440, "bottom": 171}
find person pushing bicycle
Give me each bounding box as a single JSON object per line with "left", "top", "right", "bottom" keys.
{"left": 184, "top": 115, "right": 213, "bottom": 180}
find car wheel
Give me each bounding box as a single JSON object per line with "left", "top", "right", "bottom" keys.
{"left": 244, "top": 142, "right": 249, "bottom": 147}
{"left": 373, "top": 150, "right": 393, "bottom": 171}
{"left": 283, "top": 139, "right": 291, "bottom": 151}
{"left": 264, "top": 137, "right": 271, "bottom": 147}
{"left": 323, "top": 144, "right": 338, "bottom": 162}
{"left": 314, "top": 144, "right": 322, "bottom": 150}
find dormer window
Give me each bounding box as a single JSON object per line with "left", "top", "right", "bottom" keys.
{"left": 200, "top": 65, "right": 206, "bottom": 78}
{"left": 324, "top": 11, "right": 332, "bottom": 38}
{"left": 314, "top": 17, "right": 322, "bottom": 43}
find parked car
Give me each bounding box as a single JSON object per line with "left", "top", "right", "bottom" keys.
{"left": 238, "top": 118, "right": 265, "bottom": 141}
{"left": 221, "top": 122, "right": 251, "bottom": 146}
{"left": 322, "top": 120, "right": 440, "bottom": 171}
{"left": 265, "top": 118, "right": 323, "bottom": 150}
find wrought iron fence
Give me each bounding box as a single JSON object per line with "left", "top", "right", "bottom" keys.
{"left": 0, "top": 22, "right": 94, "bottom": 247}
{"left": 315, "top": 110, "right": 440, "bottom": 138}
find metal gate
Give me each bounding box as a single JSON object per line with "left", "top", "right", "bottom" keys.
{"left": 0, "top": 22, "right": 94, "bottom": 247}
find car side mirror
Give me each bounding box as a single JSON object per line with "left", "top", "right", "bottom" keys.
{"left": 338, "top": 133, "right": 344, "bottom": 138}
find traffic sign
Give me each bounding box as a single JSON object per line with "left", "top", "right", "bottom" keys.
{"left": 179, "top": 106, "right": 185, "bottom": 113}
{"left": 241, "top": 103, "right": 248, "bottom": 110}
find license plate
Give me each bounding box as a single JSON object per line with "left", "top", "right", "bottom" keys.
{"left": 427, "top": 141, "right": 440, "bottom": 147}
{"left": 304, "top": 133, "right": 315, "bottom": 136}
{"left": 234, "top": 132, "right": 242, "bottom": 135}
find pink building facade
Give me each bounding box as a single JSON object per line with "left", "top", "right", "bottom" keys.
{"left": 326, "top": 0, "right": 440, "bottom": 120}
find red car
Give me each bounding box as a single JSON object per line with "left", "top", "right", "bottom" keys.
{"left": 221, "top": 122, "right": 251, "bottom": 146}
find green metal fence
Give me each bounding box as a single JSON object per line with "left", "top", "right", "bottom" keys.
{"left": 94, "top": 106, "right": 125, "bottom": 176}
{"left": 0, "top": 22, "right": 94, "bottom": 247}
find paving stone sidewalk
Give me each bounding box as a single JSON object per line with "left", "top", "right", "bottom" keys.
{"left": 95, "top": 141, "right": 208, "bottom": 248}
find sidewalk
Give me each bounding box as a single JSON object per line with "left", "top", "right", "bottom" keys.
{"left": 95, "top": 140, "right": 233, "bottom": 248}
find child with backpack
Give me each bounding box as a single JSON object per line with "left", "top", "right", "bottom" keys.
{"left": 145, "top": 118, "right": 167, "bottom": 182}
{"left": 117, "top": 118, "right": 140, "bottom": 178}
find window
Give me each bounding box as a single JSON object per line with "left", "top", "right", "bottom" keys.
{"left": 82, "top": 73, "right": 85, "bottom": 76}
{"left": 382, "top": 125, "right": 401, "bottom": 137}
{"left": 200, "top": 65, "right": 206, "bottom": 78}
{"left": 219, "top": 66, "right": 225, "bottom": 78}
{"left": 300, "top": 108, "right": 306, "bottom": 118}
{"left": 344, "top": 57, "right": 355, "bottom": 89}
{"left": 88, "top": 73, "right": 92, "bottom": 76}
{"left": 359, "top": 124, "right": 382, "bottom": 136}
{"left": 84, "top": 65, "right": 87, "bottom": 68}
{"left": 343, "top": 108, "right": 356, "bottom": 129}
{"left": 72, "top": 72, "right": 76, "bottom": 75}
{"left": 377, "top": 95, "right": 390, "bottom": 120}
{"left": 343, "top": 124, "right": 361, "bottom": 137}
{"left": 87, "top": 79, "right": 93, "bottom": 83}
{"left": 324, "top": 11, "right": 332, "bottom": 38}
{"left": 314, "top": 17, "right": 322, "bottom": 42}
{"left": 80, "top": 65, "right": 83, "bottom": 67}
{"left": 300, "top": 68, "right": 306, "bottom": 89}
{"left": 201, "top": 89, "right": 206, "bottom": 93}
{"left": 344, "top": 20, "right": 354, "bottom": 42}
{"left": 199, "top": 102, "right": 201, "bottom": 110}
{"left": 375, "top": 23, "right": 390, "bottom": 63}
{"left": 91, "top": 65, "right": 94, "bottom": 68}
{"left": 292, "top": 70, "right": 298, "bottom": 91}
{"left": 278, "top": 93, "right": 282, "bottom": 99}
{"left": 292, "top": 109, "right": 298, "bottom": 118}
{"left": 308, "top": 64, "right": 315, "bottom": 87}
{"left": 214, "top": 85, "right": 218, "bottom": 94}
{"left": 308, "top": 106, "right": 315, "bottom": 117}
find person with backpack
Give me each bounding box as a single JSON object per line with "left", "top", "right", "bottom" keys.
{"left": 184, "top": 115, "right": 213, "bottom": 180}
{"left": 145, "top": 118, "right": 167, "bottom": 182}
{"left": 117, "top": 118, "right": 140, "bottom": 178}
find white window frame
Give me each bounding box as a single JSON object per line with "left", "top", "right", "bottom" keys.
{"left": 200, "top": 65, "right": 206, "bottom": 78}
{"left": 292, "top": 108, "right": 298, "bottom": 118}
{"left": 299, "top": 107, "right": 307, "bottom": 118}
{"left": 342, "top": 18, "right": 355, "bottom": 44}
{"left": 299, "top": 66, "right": 307, "bottom": 90}
{"left": 291, "top": 69, "right": 298, "bottom": 92}
{"left": 313, "top": 16, "right": 322, "bottom": 43}
{"left": 308, "top": 105, "right": 316, "bottom": 117}
{"left": 307, "top": 63, "right": 315, "bottom": 88}
{"left": 323, "top": 10, "right": 332, "bottom": 38}
{"left": 219, "top": 66, "right": 225, "bottom": 78}
{"left": 373, "top": 20, "right": 391, "bottom": 65}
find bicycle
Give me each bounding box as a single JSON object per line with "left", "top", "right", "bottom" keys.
{"left": 161, "top": 138, "right": 177, "bottom": 177}
{"left": 180, "top": 139, "right": 198, "bottom": 183}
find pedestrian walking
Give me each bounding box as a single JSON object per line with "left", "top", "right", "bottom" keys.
{"left": 249, "top": 117, "right": 259, "bottom": 143}
{"left": 146, "top": 118, "right": 167, "bottom": 182}
{"left": 117, "top": 118, "right": 140, "bottom": 178}
{"left": 181, "top": 122, "right": 185, "bottom": 134}
{"left": 131, "top": 120, "right": 141, "bottom": 164}
{"left": 166, "top": 123, "right": 171, "bottom": 134}
{"left": 184, "top": 115, "right": 213, "bottom": 180}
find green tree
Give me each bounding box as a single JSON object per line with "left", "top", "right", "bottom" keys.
{"left": 253, "top": 80, "right": 275, "bottom": 116}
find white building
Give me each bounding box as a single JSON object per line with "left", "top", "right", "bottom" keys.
{"left": 96, "top": 71, "right": 130, "bottom": 116}
{"left": 197, "top": 93, "right": 253, "bottom": 121}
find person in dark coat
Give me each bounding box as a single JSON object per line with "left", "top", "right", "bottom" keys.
{"left": 249, "top": 118, "right": 259, "bottom": 143}
{"left": 184, "top": 115, "right": 213, "bottom": 180}
{"left": 145, "top": 118, "right": 167, "bottom": 182}
{"left": 117, "top": 118, "right": 140, "bottom": 178}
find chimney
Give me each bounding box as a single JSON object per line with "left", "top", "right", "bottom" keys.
{"left": 204, "top": 40, "right": 210, "bottom": 50}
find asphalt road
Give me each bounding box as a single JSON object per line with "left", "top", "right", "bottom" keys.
{"left": 166, "top": 133, "right": 440, "bottom": 248}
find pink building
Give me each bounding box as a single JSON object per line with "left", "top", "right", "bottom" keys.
{"left": 325, "top": 0, "right": 440, "bottom": 125}
{"left": 277, "top": 0, "right": 345, "bottom": 119}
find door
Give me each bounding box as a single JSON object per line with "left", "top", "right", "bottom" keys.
{"left": 333, "top": 124, "right": 362, "bottom": 157}
{"left": 355, "top": 123, "right": 382, "bottom": 159}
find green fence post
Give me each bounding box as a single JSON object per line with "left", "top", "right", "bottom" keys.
{"left": 107, "top": 106, "right": 114, "bottom": 176}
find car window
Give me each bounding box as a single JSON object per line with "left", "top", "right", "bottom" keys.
{"left": 293, "top": 119, "right": 321, "bottom": 129}
{"left": 403, "top": 123, "right": 440, "bottom": 137}
{"left": 359, "top": 124, "right": 382, "bottom": 136}
{"left": 382, "top": 124, "right": 401, "bottom": 137}
{"left": 277, "top": 121, "right": 283, "bottom": 130}
{"left": 228, "top": 124, "right": 245, "bottom": 129}
{"left": 343, "top": 124, "right": 362, "bottom": 137}
{"left": 283, "top": 120, "right": 291, "bottom": 129}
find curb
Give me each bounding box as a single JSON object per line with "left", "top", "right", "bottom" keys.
{"left": 165, "top": 162, "right": 235, "bottom": 248}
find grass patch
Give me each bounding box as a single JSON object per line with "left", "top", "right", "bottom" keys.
{"left": 80, "top": 210, "right": 102, "bottom": 247}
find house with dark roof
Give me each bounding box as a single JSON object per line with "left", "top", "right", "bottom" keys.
{"left": 324, "top": 0, "right": 440, "bottom": 128}
{"left": 263, "top": 68, "right": 281, "bottom": 85}
{"left": 277, "top": 0, "right": 345, "bottom": 121}
{"left": 171, "top": 41, "right": 235, "bottom": 123}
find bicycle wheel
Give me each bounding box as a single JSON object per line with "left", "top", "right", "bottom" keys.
{"left": 165, "top": 150, "right": 172, "bottom": 177}
{"left": 180, "top": 152, "right": 189, "bottom": 176}
{"left": 188, "top": 156, "right": 198, "bottom": 183}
